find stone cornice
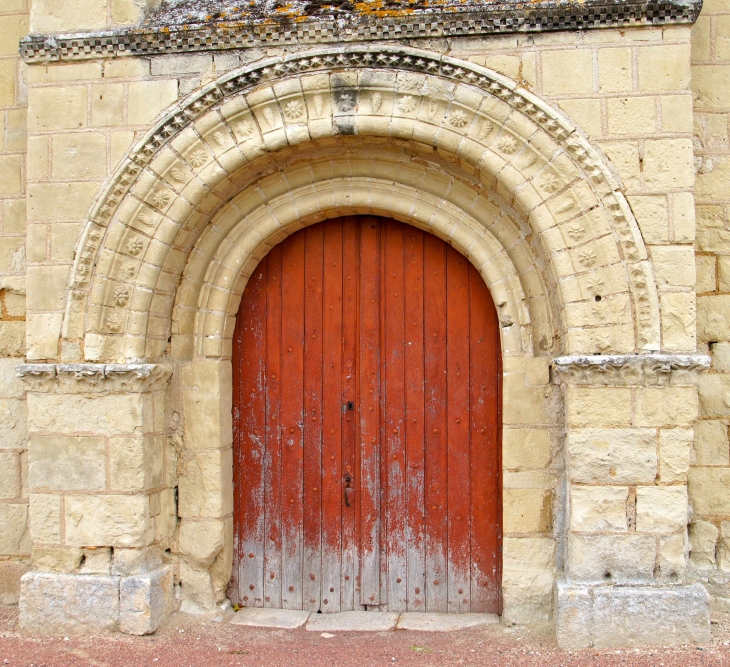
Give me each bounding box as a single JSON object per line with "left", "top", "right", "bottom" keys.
{"left": 16, "top": 363, "right": 173, "bottom": 393}
{"left": 552, "top": 354, "right": 711, "bottom": 385}
{"left": 19, "top": 0, "right": 702, "bottom": 64}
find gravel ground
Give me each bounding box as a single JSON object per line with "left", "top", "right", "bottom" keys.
{"left": 1, "top": 605, "right": 730, "bottom": 667}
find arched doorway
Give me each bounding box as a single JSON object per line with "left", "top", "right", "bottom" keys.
{"left": 231, "top": 216, "right": 501, "bottom": 614}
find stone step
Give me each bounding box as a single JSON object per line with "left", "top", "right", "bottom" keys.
{"left": 229, "top": 608, "right": 311, "bottom": 629}
{"left": 306, "top": 611, "right": 401, "bottom": 632}
{"left": 396, "top": 612, "right": 500, "bottom": 632}
{"left": 228, "top": 608, "right": 501, "bottom": 632}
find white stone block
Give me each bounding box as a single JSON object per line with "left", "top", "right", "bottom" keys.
{"left": 20, "top": 571, "right": 120, "bottom": 632}
{"left": 689, "top": 520, "right": 719, "bottom": 567}
{"left": 150, "top": 54, "right": 212, "bottom": 76}
{"left": 65, "top": 495, "right": 154, "bottom": 548}
{"left": 592, "top": 584, "right": 710, "bottom": 648}
{"left": 502, "top": 537, "right": 554, "bottom": 624}
{"left": 568, "top": 534, "right": 656, "bottom": 584}
{"left": 556, "top": 583, "right": 710, "bottom": 649}
{"left": 112, "top": 547, "right": 163, "bottom": 576}
{"left": 396, "top": 612, "right": 499, "bottom": 631}
{"left": 178, "top": 520, "right": 225, "bottom": 567}
{"left": 570, "top": 486, "right": 628, "bottom": 532}
{"left": 120, "top": 566, "right": 173, "bottom": 635}
{"left": 28, "top": 436, "right": 106, "bottom": 491}
{"left": 659, "top": 429, "right": 692, "bottom": 482}
{"left": 179, "top": 560, "right": 217, "bottom": 614}
{"left": 555, "top": 582, "right": 592, "bottom": 651}
{"left": 636, "top": 486, "right": 688, "bottom": 533}
{"left": 567, "top": 429, "right": 657, "bottom": 484}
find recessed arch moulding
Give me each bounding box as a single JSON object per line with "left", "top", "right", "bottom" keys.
{"left": 23, "top": 45, "right": 669, "bottom": 633}
{"left": 60, "top": 45, "right": 660, "bottom": 365}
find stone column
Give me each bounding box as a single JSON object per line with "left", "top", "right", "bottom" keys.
{"left": 554, "top": 354, "right": 712, "bottom": 650}
{"left": 16, "top": 363, "right": 176, "bottom": 635}
{"left": 177, "top": 359, "right": 233, "bottom": 614}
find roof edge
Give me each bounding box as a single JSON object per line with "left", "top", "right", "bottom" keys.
{"left": 20, "top": 0, "right": 702, "bottom": 64}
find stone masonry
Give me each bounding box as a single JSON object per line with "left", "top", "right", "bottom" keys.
{"left": 0, "top": 0, "right": 30, "bottom": 607}
{"left": 691, "top": 0, "right": 730, "bottom": 616}
{"left": 0, "top": 0, "right": 726, "bottom": 650}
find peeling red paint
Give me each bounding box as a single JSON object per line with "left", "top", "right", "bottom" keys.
{"left": 232, "top": 216, "right": 502, "bottom": 613}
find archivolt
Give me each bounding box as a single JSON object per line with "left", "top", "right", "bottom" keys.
{"left": 65, "top": 45, "right": 661, "bottom": 363}
{"left": 177, "top": 152, "right": 541, "bottom": 360}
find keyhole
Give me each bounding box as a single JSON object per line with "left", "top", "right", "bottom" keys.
{"left": 346, "top": 401, "right": 354, "bottom": 411}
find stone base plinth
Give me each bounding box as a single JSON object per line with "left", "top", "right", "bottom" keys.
{"left": 556, "top": 581, "right": 711, "bottom": 650}
{"left": 20, "top": 567, "right": 173, "bottom": 635}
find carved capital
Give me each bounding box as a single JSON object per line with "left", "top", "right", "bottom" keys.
{"left": 16, "top": 363, "right": 173, "bottom": 393}
{"left": 552, "top": 354, "right": 711, "bottom": 386}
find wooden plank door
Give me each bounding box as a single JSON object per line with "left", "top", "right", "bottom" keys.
{"left": 232, "top": 216, "right": 502, "bottom": 614}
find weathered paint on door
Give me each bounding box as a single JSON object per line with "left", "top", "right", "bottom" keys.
{"left": 231, "top": 216, "right": 502, "bottom": 613}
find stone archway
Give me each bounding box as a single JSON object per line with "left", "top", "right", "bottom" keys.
{"left": 59, "top": 45, "right": 660, "bottom": 367}
{"left": 21, "top": 45, "right": 684, "bottom": 639}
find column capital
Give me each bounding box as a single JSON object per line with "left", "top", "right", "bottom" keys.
{"left": 15, "top": 363, "right": 173, "bottom": 393}
{"left": 552, "top": 354, "right": 711, "bottom": 386}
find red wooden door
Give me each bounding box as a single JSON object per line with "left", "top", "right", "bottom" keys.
{"left": 232, "top": 216, "right": 501, "bottom": 613}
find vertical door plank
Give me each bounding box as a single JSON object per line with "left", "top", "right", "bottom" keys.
{"left": 340, "top": 218, "right": 359, "bottom": 611}
{"left": 468, "top": 263, "right": 502, "bottom": 613}
{"left": 321, "top": 220, "right": 344, "bottom": 613}
{"left": 303, "top": 225, "right": 324, "bottom": 611}
{"left": 263, "top": 247, "right": 283, "bottom": 608}
{"left": 382, "top": 220, "right": 407, "bottom": 612}
{"left": 445, "top": 248, "right": 472, "bottom": 613}
{"left": 280, "top": 233, "right": 306, "bottom": 609}
{"left": 423, "top": 235, "right": 448, "bottom": 612}
{"left": 235, "top": 260, "right": 268, "bottom": 606}
{"left": 359, "top": 217, "right": 381, "bottom": 607}
{"left": 404, "top": 227, "right": 426, "bottom": 612}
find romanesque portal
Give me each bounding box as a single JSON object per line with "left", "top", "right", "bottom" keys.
{"left": 0, "top": 0, "right": 724, "bottom": 650}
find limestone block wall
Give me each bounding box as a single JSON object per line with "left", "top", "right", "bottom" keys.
{"left": 178, "top": 360, "right": 233, "bottom": 614}
{"left": 564, "top": 376, "right": 696, "bottom": 587}
{"left": 0, "top": 0, "right": 30, "bottom": 605}
{"left": 553, "top": 356, "right": 712, "bottom": 649}
{"left": 30, "top": 0, "right": 160, "bottom": 34}
{"left": 25, "top": 57, "right": 179, "bottom": 361}
{"left": 501, "top": 357, "right": 557, "bottom": 625}
{"left": 12, "top": 23, "right": 698, "bottom": 625}
{"left": 691, "top": 0, "right": 730, "bottom": 611}
{"left": 0, "top": 0, "right": 718, "bottom": 644}
{"left": 18, "top": 364, "right": 176, "bottom": 633}
{"left": 478, "top": 28, "right": 698, "bottom": 355}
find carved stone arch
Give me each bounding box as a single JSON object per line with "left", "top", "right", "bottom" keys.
{"left": 62, "top": 45, "right": 661, "bottom": 364}
{"left": 179, "top": 163, "right": 538, "bottom": 360}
